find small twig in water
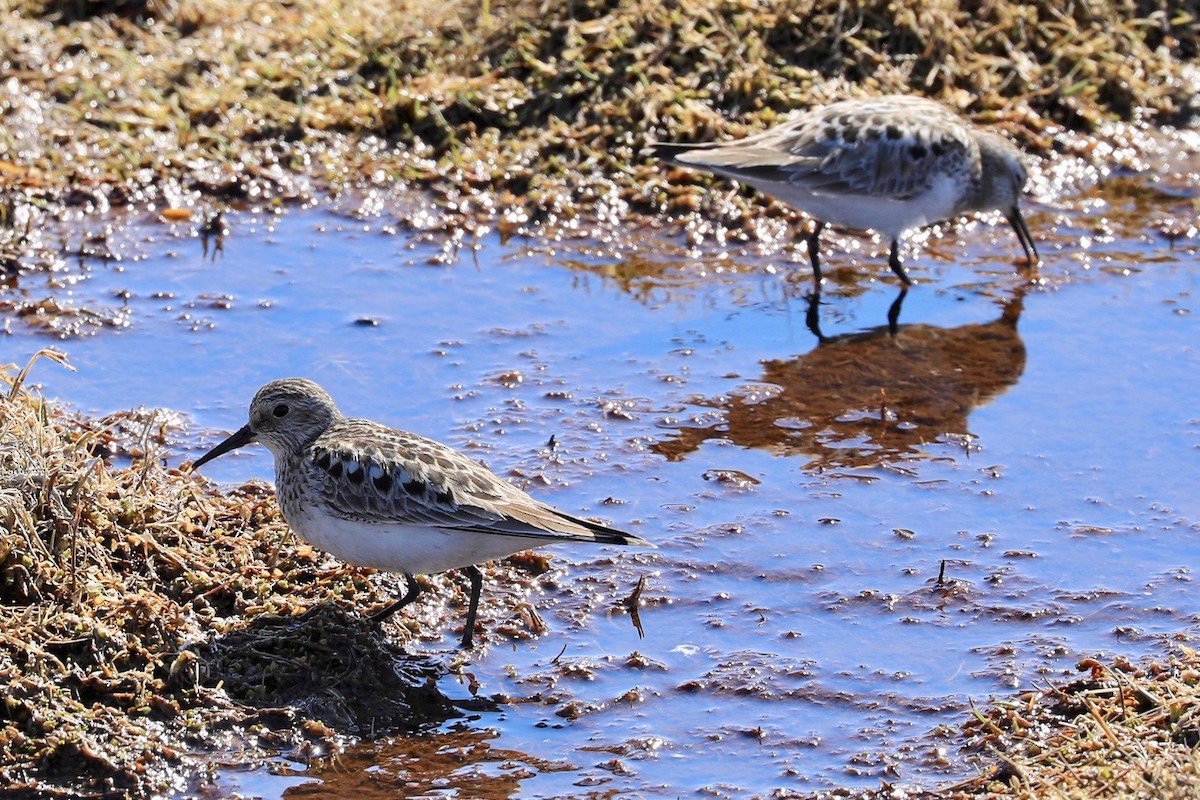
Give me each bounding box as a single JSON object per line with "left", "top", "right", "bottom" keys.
{"left": 624, "top": 574, "right": 647, "bottom": 639}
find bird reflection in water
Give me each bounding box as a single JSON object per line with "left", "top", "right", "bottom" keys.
{"left": 806, "top": 285, "right": 910, "bottom": 341}
{"left": 654, "top": 284, "right": 1028, "bottom": 470}
{"left": 302, "top": 726, "right": 536, "bottom": 798}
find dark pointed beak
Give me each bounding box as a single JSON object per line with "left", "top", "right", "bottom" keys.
{"left": 1006, "top": 206, "right": 1040, "bottom": 268}
{"left": 189, "top": 424, "right": 255, "bottom": 471}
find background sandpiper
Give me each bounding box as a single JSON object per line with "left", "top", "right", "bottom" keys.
{"left": 190, "top": 378, "right": 653, "bottom": 648}
{"left": 648, "top": 95, "right": 1040, "bottom": 285}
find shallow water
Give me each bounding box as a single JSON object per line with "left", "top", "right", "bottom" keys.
{"left": 8, "top": 147, "right": 1200, "bottom": 796}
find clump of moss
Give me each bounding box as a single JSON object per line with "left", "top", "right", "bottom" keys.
{"left": 0, "top": 351, "right": 472, "bottom": 795}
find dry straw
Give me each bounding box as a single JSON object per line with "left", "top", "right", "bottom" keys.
{"left": 0, "top": 351, "right": 465, "bottom": 794}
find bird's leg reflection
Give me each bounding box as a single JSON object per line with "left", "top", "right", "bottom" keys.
{"left": 887, "top": 286, "right": 909, "bottom": 334}
{"left": 805, "top": 285, "right": 908, "bottom": 341}
{"left": 805, "top": 287, "right": 827, "bottom": 343}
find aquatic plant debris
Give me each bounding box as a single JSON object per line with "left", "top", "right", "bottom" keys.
{"left": 753, "top": 654, "right": 1200, "bottom": 799}
{"left": 943, "top": 652, "right": 1200, "bottom": 799}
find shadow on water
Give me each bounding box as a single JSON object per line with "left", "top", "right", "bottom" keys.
{"left": 652, "top": 283, "right": 1026, "bottom": 470}
{"left": 196, "top": 604, "right": 465, "bottom": 737}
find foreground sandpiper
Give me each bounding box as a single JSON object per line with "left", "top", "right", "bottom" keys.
{"left": 191, "top": 378, "right": 652, "bottom": 648}
{"left": 648, "top": 95, "right": 1040, "bottom": 285}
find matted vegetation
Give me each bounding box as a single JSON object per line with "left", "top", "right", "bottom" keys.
{"left": 0, "top": 0, "right": 1196, "bottom": 242}
{"left": 809, "top": 648, "right": 1200, "bottom": 800}
{"left": 951, "top": 651, "right": 1200, "bottom": 799}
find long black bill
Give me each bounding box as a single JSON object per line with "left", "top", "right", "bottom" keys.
{"left": 190, "top": 424, "right": 255, "bottom": 471}
{"left": 1007, "top": 206, "right": 1040, "bottom": 268}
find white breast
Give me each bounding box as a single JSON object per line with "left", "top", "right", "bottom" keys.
{"left": 744, "top": 171, "right": 966, "bottom": 239}
{"left": 286, "top": 501, "right": 544, "bottom": 576}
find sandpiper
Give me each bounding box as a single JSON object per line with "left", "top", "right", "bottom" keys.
{"left": 648, "top": 95, "right": 1039, "bottom": 285}
{"left": 190, "top": 378, "right": 652, "bottom": 648}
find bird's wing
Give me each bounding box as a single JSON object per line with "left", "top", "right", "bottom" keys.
{"left": 660, "top": 98, "right": 978, "bottom": 200}
{"left": 306, "top": 419, "right": 647, "bottom": 546}
{"left": 779, "top": 114, "right": 977, "bottom": 199}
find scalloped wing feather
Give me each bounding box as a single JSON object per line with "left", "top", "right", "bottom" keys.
{"left": 306, "top": 419, "right": 638, "bottom": 544}
{"left": 660, "top": 96, "right": 979, "bottom": 201}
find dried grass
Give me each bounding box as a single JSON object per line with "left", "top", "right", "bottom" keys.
{"left": 940, "top": 651, "right": 1200, "bottom": 799}
{"left": 0, "top": 0, "right": 1195, "bottom": 240}
{"left": 789, "top": 651, "right": 1200, "bottom": 800}
{"left": 0, "top": 351, "right": 473, "bottom": 795}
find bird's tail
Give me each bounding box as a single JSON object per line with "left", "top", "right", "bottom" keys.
{"left": 643, "top": 140, "right": 720, "bottom": 165}
{"left": 555, "top": 508, "right": 655, "bottom": 548}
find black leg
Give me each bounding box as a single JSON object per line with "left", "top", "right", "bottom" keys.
{"left": 459, "top": 565, "right": 484, "bottom": 649}
{"left": 888, "top": 239, "right": 913, "bottom": 286}
{"left": 371, "top": 571, "right": 421, "bottom": 623}
{"left": 806, "top": 221, "right": 826, "bottom": 285}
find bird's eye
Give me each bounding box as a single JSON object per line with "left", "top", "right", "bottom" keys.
{"left": 272, "top": 404, "right": 290, "bottom": 418}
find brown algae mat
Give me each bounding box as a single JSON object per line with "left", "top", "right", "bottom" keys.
{"left": 2, "top": 0, "right": 1200, "bottom": 797}
{"left": 0, "top": 0, "right": 1197, "bottom": 249}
